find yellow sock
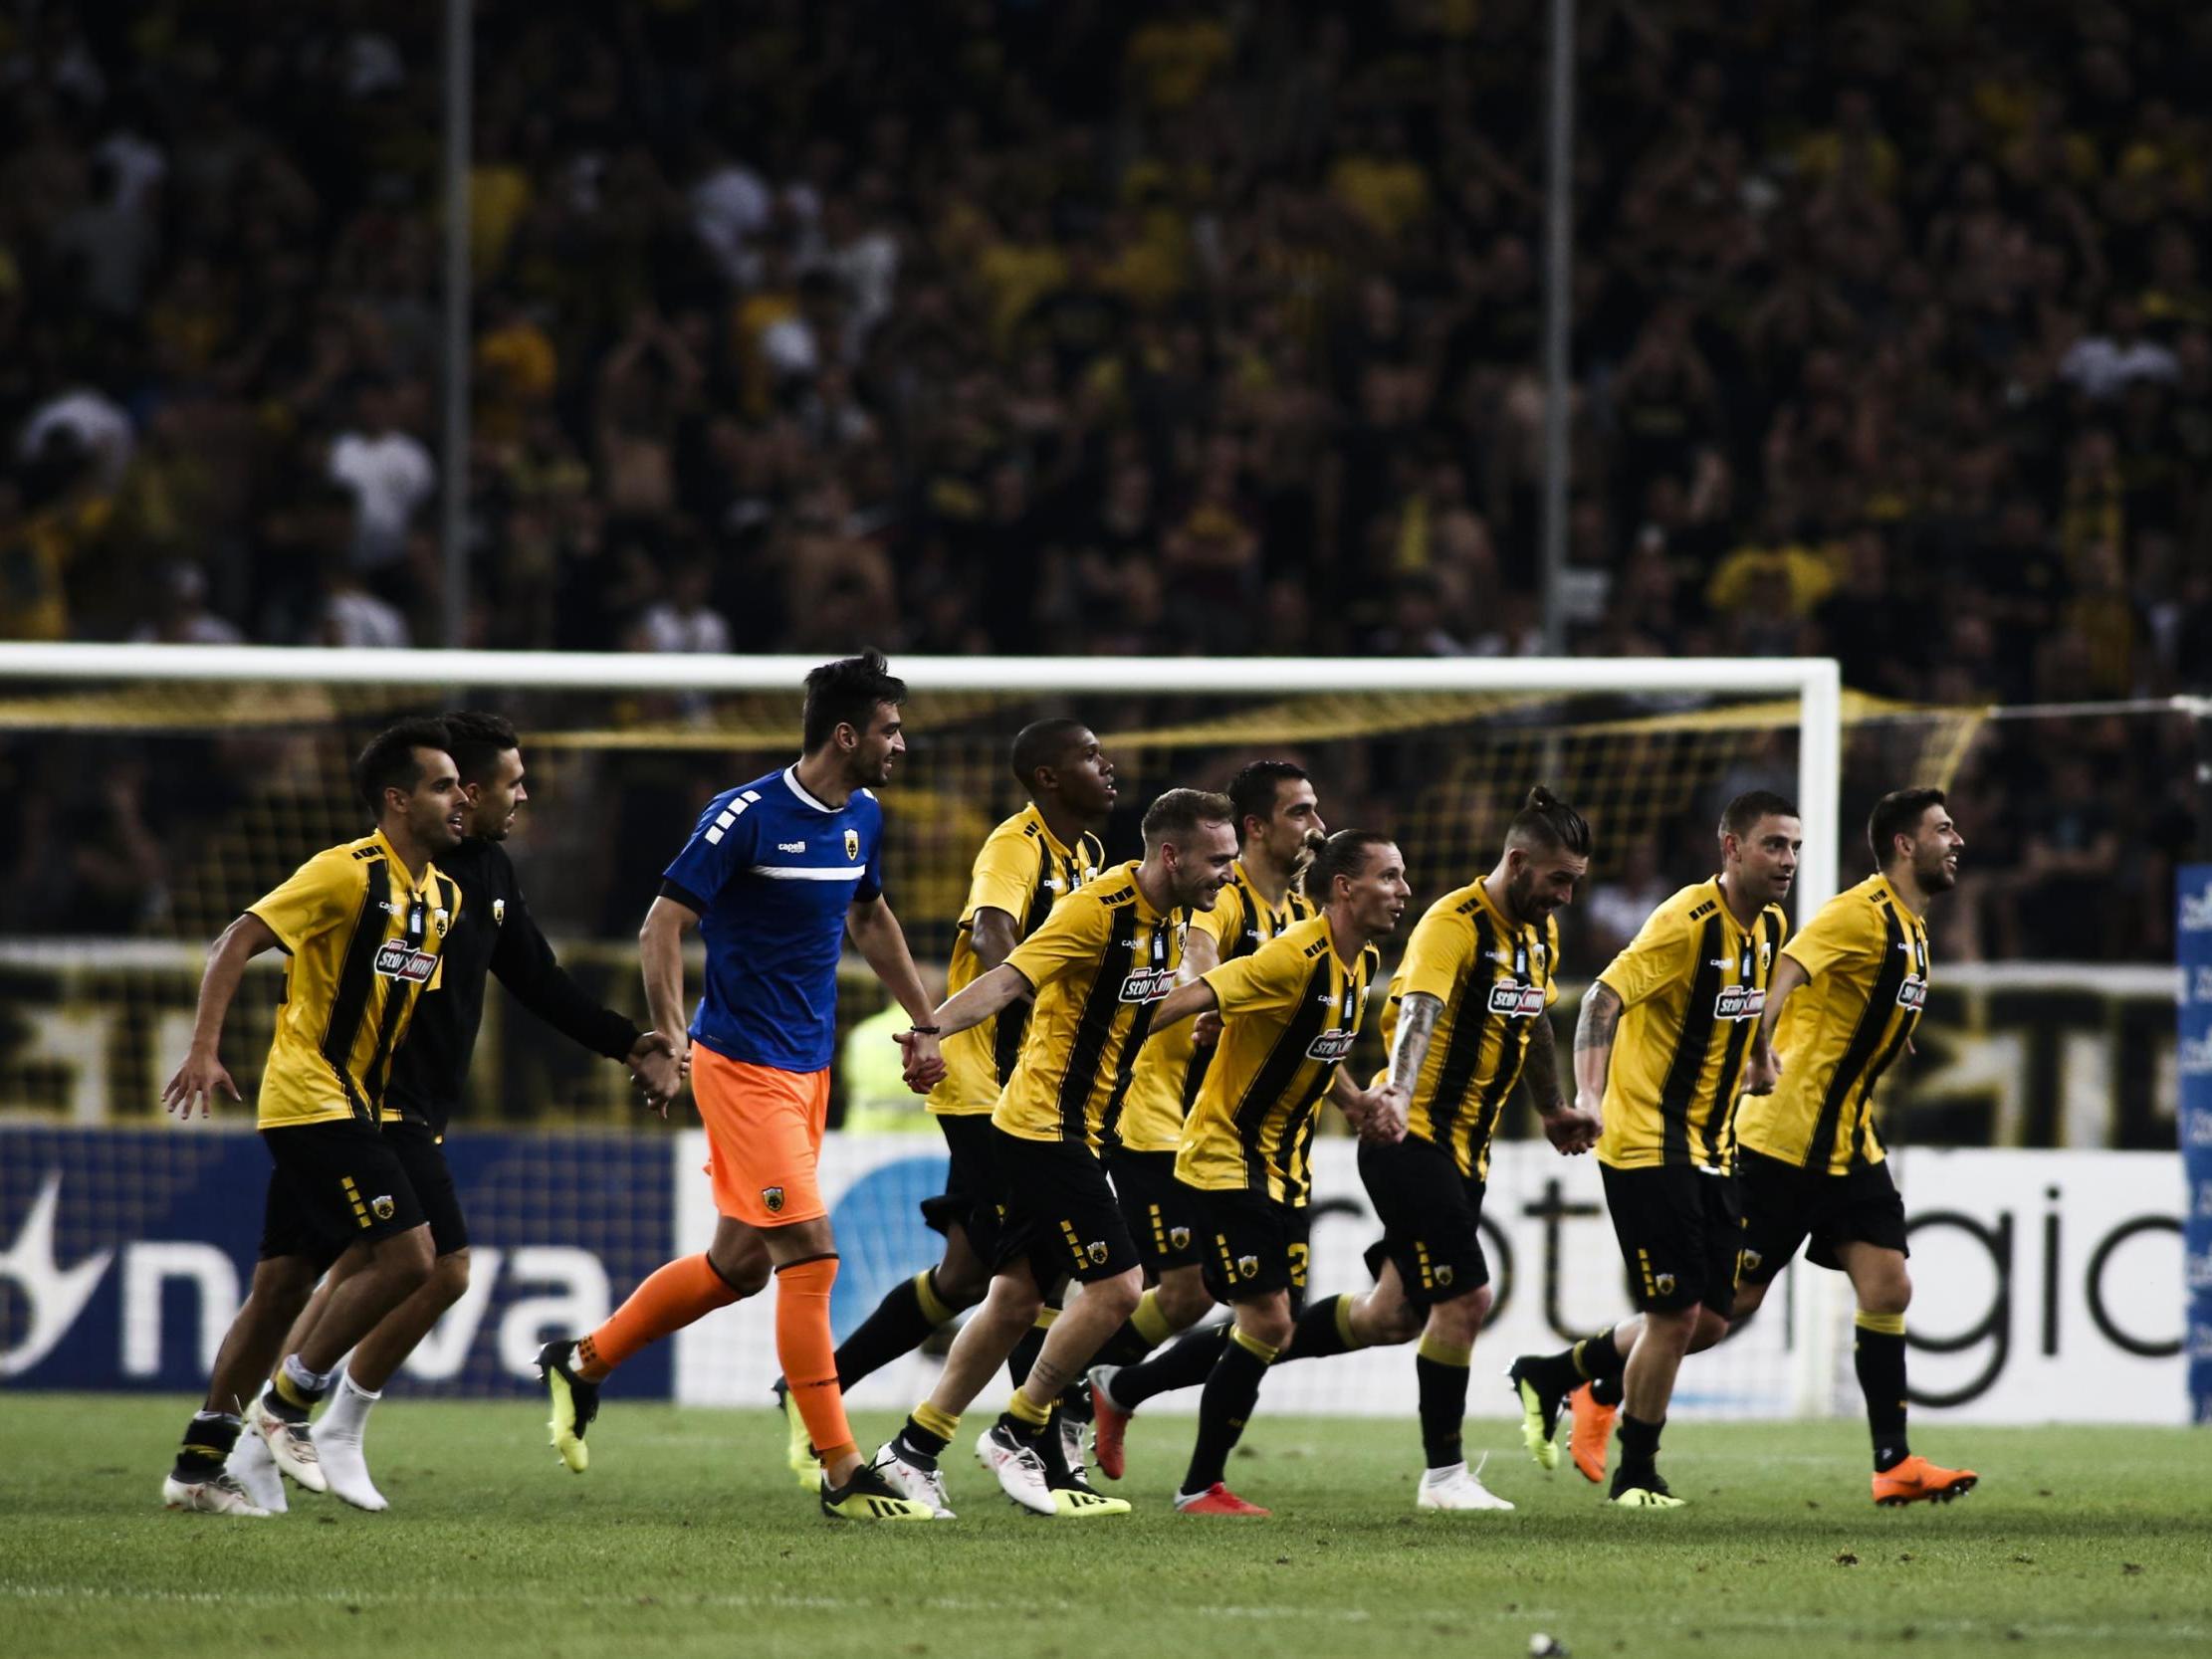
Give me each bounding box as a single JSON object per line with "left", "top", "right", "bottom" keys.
{"left": 1229, "top": 1326, "right": 1280, "bottom": 1364}
{"left": 912, "top": 1401, "right": 961, "bottom": 1442}
{"left": 1335, "top": 1294, "right": 1363, "bottom": 1351}
{"left": 1005, "top": 1387, "right": 1053, "bottom": 1431}
{"left": 1854, "top": 1310, "right": 1905, "bottom": 1337}
{"left": 1033, "top": 1305, "right": 1059, "bottom": 1330}
{"left": 914, "top": 1269, "right": 954, "bottom": 1327}
{"left": 1418, "top": 1332, "right": 1473, "bottom": 1367}
{"left": 1130, "top": 1288, "right": 1175, "bottom": 1348}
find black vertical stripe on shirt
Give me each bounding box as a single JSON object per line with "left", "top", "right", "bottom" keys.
{"left": 1426, "top": 913, "right": 1498, "bottom": 1155}
{"left": 1232, "top": 956, "right": 1331, "bottom": 1193}
{"left": 321, "top": 858, "right": 387, "bottom": 1123}
{"left": 1702, "top": 912, "right": 1768, "bottom": 1164}
{"left": 1655, "top": 916, "right": 1725, "bottom": 1164}
{"left": 1055, "top": 904, "right": 1137, "bottom": 1141}
{"left": 1804, "top": 905, "right": 1909, "bottom": 1172}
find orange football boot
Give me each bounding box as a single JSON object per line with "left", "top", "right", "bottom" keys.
{"left": 1873, "top": 1454, "right": 1978, "bottom": 1507}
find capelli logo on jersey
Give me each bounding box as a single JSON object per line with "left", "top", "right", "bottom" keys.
{"left": 1486, "top": 982, "right": 1547, "bottom": 1018}
{"left": 1305, "top": 1029, "right": 1357, "bottom": 1063}
{"left": 1713, "top": 986, "right": 1767, "bottom": 1022}
{"left": 777, "top": 840, "right": 807, "bottom": 854}
{"left": 372, "top": 940, "right": 438, "bottom": 983}
{"left": 1120, "top": 966, "right": 1177, "bottom": 1004}
{"left": 1897, "top": 976, "right": 1929, "bottom": 1012}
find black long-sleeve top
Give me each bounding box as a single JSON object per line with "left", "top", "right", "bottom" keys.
{"left": 385, "top": 838, "right": 640, "bottom": 1134}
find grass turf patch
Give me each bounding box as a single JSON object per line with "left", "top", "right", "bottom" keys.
{"left": 2, "top": 1394, "right": 2206, "bottom": 1659}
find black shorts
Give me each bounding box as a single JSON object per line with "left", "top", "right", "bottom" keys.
{"left": 918, "top": 1112, "right": 1005, "bottom": 1262}
{"left": 1358, "top": 1133, "right": 1491, "bottom": 1308}
{"left": 1736, "top": 1149, "right": 1909, "bottom": 1283}
{"left": 992, "top": 1129, "right": 1140, "bottom": 1288}
{"left": 1109, "top": 1146, "right": 1205, "bottom": 1275}
{"left": 1195, "top": 1185, "right": 1309, "bottom": 1305}
{"left": 387, "top": 1117, "right": 469, "bottom": 1257}
{"left": 258, "top": 1120, "right": 428, "bottom": 1266}
{"left": 1599, "top": 1161, "right": 1741, "bottom": 1317}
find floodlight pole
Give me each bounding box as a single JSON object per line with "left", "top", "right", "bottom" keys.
{"left": 1538, "top": 0, "right": 1575, "bottom": 655}
{"left": 439, "top": 0, "right": 473, "bottom": 650}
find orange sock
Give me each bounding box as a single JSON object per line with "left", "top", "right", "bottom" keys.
{"left": 579, "top": 1254, "right": 742, "bottom": 1380}
{"left": 775, "top": 1255, "right": 854, "bottom": 1466}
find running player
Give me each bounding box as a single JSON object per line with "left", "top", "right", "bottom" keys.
{"left": 158, "top": 720, "right": 465, "bottom": 1516}
{"left": 538, "top": 651, "right": 943, "bottom": 1523}
{"left": 1107, "top": 830, "right": 1405, "bottom": 1516}
{"left": 769, "top": 719, "right": 1111, "bottom": 1481}
{"left": 1098, "top": 761, "right": 1322, "bottom": 1372}
{"left": 871, "top": 789, "right": 1238, "bottom": 1519}
{"left": 1733, "top": 787, "right": 1976, "bottom": 1507}
{"left": 1507, "top": 791, "right": 1798, "bottom": 1506}
{"left": 227, "top": 713, "right": 684, "bottom": 1513}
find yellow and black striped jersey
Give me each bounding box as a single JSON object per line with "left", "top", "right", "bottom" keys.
{"left": 1593, "top": 879, "right": 1789, "bottom": 1172}
{"left": 1370, "top": 878, "right": 1559, "bottom": 1180}
{"left": 247, "top": 829, "right": 457, "bottom": 1130}
{"left": 1176, "top": 915, "right": 1377, "bottom": 1205}
{"left": 1735, "top": 874, "right": 1930, "bottom": 1175}
{"left": 993, "top": 862, "right": 1193, "bottom": 1149}
{"left": 1118, "top": 861, "right": 1315, "bottom": 1154}
{"left": 928, "top": 805, "right": 1102, "bottom": 1117}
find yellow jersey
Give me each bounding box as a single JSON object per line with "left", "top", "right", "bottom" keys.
{"left": 992, "top": 862, "right": 1194, "bottom": 1149}
{"left": 1592, "top": 879, "right": 1789, "bottom": 1172}
{"left": 1734, "top": 874, "right": 1930, "bottom": 1175}
{"left": 247, "top": 830, "right": 457, "bottom": 1130}
{"left": 1371, "top": 878, "right": 1559, "bottom": 1179}
{"left": 928, "top": 805, "right": 1102, "bottom": 1117}
{"left": 1117, "top": 861, "right": 1314, "bottom": 1154}
{"left": 1176, "top": 914, "right": 1377, "bottom": 1205}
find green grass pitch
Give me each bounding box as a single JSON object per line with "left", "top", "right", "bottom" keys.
{"left": 2, "top": 1395, "right": 2207, "bottom": 1659}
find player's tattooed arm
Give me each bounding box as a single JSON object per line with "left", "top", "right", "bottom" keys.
{"left": 1388, "top": 991, "right": 1442, "bottom": 1094}
{"left": 1527, "top": 1013, "right": 1596, "bottom": 1154}
{"left": 162, "top": 911, "right": 282, "bottom": 1118}
{"left": 1570, "top": 981, "right": 1621, "bottom": 1135}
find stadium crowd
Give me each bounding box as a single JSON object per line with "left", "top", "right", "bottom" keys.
{"left": 0, "top": 0, "right": 2203, "bottom": 960}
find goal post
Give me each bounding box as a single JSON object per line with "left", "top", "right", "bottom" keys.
{"left": 2, "top": 643, "right": 1864, "bottom": 1414}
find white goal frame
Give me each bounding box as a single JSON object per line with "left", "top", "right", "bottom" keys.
{"left": 0, "top": 643, "right": 1847, "bottom": 1413}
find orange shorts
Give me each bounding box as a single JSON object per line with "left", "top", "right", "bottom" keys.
{"left": 693, "top": 1046, "right": 832, "bottom": 1228}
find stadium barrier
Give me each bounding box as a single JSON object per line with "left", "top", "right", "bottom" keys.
{"left": 3, "top": 1125, "right": 2182, "bottom": 1424}
{"left": 2179, "top": 865, "right": 2212, "bottom": 1423}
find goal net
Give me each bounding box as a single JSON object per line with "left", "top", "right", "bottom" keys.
{"left": 0, "top": 645, "right": 1982, "bottom": 1417}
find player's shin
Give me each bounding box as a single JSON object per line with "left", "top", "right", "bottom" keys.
{"left": 775, "top": 1253, "right": 858, "bottom": 1474}
{"left": 1854, "top": 1310, "right": 1910, "bottom": 1472}
{"left": 1179, "top": 1327, "right": 1277, "bottom": 1498}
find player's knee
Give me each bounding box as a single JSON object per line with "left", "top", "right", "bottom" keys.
{"left": 1431, "top": 1285, "right": 1490, "bottom": 1346}
{"left": 1239, "top": 1301, "right": 1295, "bottom": 1350}
{"left": 380, "top": 1226, "right": 436, "bottom": 1294}
{"left": 1865, "top": 1271, "right": 1910, "bottom": 1318}
{"left": 427, "top": 1248, "right": 472, "bottom": 1309}
{"left": 934, "top": 1260, "right": 989, "bottom": 1309}
{"left": 1157, "top": 1272, "right": 1213, "bottom": 1330}
{"left": 1089, "top": 1269, "right": 1143, "bottom": 1325}
{"left": 1367, "top": 1294, "right": 1424, "bottom": 1347}
{"left": 1645, "top": 1305, "right": 1698, "bottom": 1350}
{"left": 1687, "top": 1308, "right": 1730, "bottom": 1353}
{"left": 710, "top": 1243, "right": 772, "bottom": 1300}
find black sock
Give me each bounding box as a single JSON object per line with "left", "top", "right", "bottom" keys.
{"left": 1114, "top": 1324, "right": 1230, "bottom": 1409}
{"left": 1281, "top": 1294, "right": 1358, "bottom": 1362}
{"left": 1614, "top": 1411, "right": 1663, "bottom": 1492}
{"left": 1033, "top": 1406, "right": 1075, "bottom": 1484}
{"left": 834, "top": 1271, "right": 948, "bottom": 1389}
{"left": 894, "top": 1414, "right": 949, "bottom": 1468}
{"left": 1181, "top": 1332, "right": 1274, "bottom": 1494}
{"left": 1415, "top": 1348, "right": 1470, "bottom": 1470}
{"left": 1093, "top": 1321, "right": 1158, "bottom": 1367}
{"left": 1575, "top": 1327, "right": 1627, "bottom": 1385}
{"left": 173, "top": 1410, "right": 243, "bottom": 1481}
{"left": 1855, "top": 1324, "right": 1910, "bottom": 1471}
{"left": 1590, "top": 1372, "right": 1625, "bottom": 1407}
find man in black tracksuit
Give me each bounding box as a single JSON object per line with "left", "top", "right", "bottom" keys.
{"left": 231, "top": 712, "right": 681, "bottom": 1513}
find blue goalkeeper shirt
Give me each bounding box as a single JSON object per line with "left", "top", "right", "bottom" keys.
{"left": 659, "top": 766, "right": 885, "bottom": 1074}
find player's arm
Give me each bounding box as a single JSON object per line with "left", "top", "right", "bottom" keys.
{"left": 1150, "top": 975, "right": 1219, "bottom": 1032}
{"left": 928, "top": 961, "right": 1036, "bottom": 1041}
{"left": 847, "top": 893, "right": 946, "bottom": 1088}
{"left": 638, "top": 894, "right": 700, "bottom": 1076}
{"left": 1746, "top": 952, "right": 1812, "bottom": 1094}
{"left": 969, "top": 906, "right": 1020, "bottom": 972}
{"left": 162, "top": 910, "right": 283, "bottom": 1118}
{"left": 1524, "top": 1013, "right": 1594, "bottom": 1154}
{"left": 1572, "top": 981, "right": 1622, "bottom": 1133}
{"left": 491, "top": 867, "right": 675, "bottom": 1113}
{"left": 1182, "top": 918, "right": 1224, "bottom": 1047}
{"left": 1330, "top": 1066, "right": 1406, "bottom": 1145}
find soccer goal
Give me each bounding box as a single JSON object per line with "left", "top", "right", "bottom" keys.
{"left": 0, "top": 644, "right": 1985, "bottom": 1418}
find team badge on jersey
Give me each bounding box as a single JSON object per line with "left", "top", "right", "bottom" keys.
{"left": 433, "top": 908, "right": 449, "bottom": 936}
{"left": 844, "top": 828, "right": 860, "bottom": 861}
{"left": 371, "top": 1194, "right": 395, "bottom": 1220}
{"left": 763, "top": 1185, "right": 785, "bottom": 1214}
{"left": 493, "top": 899, "right": 506, "bottom": 926}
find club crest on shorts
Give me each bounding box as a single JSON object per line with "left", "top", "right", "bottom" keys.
{"left": 1655, "top": 1272, "right": 1676, "bottom": 1297}
{"left": 1169, "top": 1225, "right": 1192, "bottom": 1252}
{"left": 1435, "top": 1264, "right": 1454, "bottom": 1287}
{"left": 370, "top": 1194, "right": 395, "bottom": 1220}
{"left": 763, "top": 1185, "right": 785, "bottom": 1214}
{"left": 1740, "top": 1248, "right": 1763, "bottom": 1275}
{"left": 493, "top": 899, "right": 506, "bottom": 926}
{"left": 1237, "top": 1254, "right": 1260, "bottom": 1280}
{"left": 844, "top": 828, "right": 860, "bottom": 861}
{"left": 1087, "top": 1240, "right": 1109, "bottom": 1265}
